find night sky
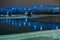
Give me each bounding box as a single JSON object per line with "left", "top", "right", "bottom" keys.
{"left": 0, "top": 0, "right": 60, "bottom": 8}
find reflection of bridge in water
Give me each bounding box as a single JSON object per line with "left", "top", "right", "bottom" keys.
{"left": 0, "top": 15, "right": 60, "bottom": 32}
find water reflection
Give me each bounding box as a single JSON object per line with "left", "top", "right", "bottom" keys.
{"left": 0, "top": 19, "right": 60, "bottom": 31}
{"left": 40, "top": 26, "right": 43, "bottom": 31}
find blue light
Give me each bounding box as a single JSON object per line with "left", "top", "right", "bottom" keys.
{"left": 56, "top": 25, "right": 59, "bottom": 30}
{"left": 18, "top": 22, "right": 21, "bottom": 27}
{"left": 0, "top": 8, "right": 4, "bottom": 12}
{"left": 19, "top": 7, "right": 25, "bottom": 9}
{"left": 24, "top": 22, "right": 26, "bottom": 26}
{"left": 40, "top": 26, "right": 42, "bottom": 31}
{"left": 6, "top": 19, "right": 8, "bottom": 24}
{"left": 12, "top": 21, "right": 14, "bottom": 26}
{"left": 10, "top": 7, "right": 17, "bottom": 12}
{"left": 25, "top": 17, "right": 28, "bottom": 22}
{"left": 2, "top": 19, "right": 4, "bottom": 24}
{"left": 11, "top": 7, "right": 17, "bottom": 10}
{"left": 18, "top": 7, "right": 27, "bottom": 12}
{"left": 34, "top": 25, "right": 36, "bottom": 31}
{"left": 0, "top": 19, "right": 5, "bottom": 24}
{"left": 3, "top": 19, "right": 5, "bottom": 24}
{"left": 6, "top": 12, "right": 9, "bottom": 16}
{"left": 0, "top": 19, "right": 2, "bottom": 24}
{"left": 28, "top": 22, "right": 30, "bottom": 27}
{"left": 54, "top": 7, "right": 60, "bottom": 12}
{"left": 8, "top": 19, "right": 11, "bottom": 24}
{"left": 28, "top": 5, "right": 60, "bottom": 13}
{"left": 6, "top": 9, "right": 9, "bottom": 16}
{"left": 15, "top": 22, "right": 17, "bottom": 26}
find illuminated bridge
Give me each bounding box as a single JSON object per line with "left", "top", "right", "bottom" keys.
{"left": 0, "top": 5, "right": 60, "bottom": 35}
